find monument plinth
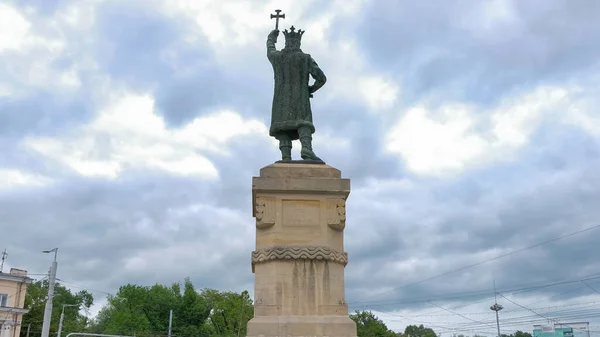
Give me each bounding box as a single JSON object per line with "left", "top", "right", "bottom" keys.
{"left": 247, "top": 163, "right": 357, "bottom": 337}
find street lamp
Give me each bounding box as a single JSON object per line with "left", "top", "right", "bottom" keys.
{"left": 57, "top": 304, "right": 79, "bottom": 337}
{"left": 490, "top": 303, "right": 503, "bottom": 337}
{"left": 40, "top": 248, "right": 58, "bottom": 337}
{"left": 42, "top": 248, "right": 58, "bottom": 262}
{"left": 490, "top": 281, "right": 503, "bottom": 337}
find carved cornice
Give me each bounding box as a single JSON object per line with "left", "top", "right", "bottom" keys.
{"left": 255, "top": 197, "right": 276, "bottom": 229}
{"left": 252, "top": 246, "right": 348, "bottom": 272}
{"left": 326, "top": 199, "right": 346, "bottom": 231}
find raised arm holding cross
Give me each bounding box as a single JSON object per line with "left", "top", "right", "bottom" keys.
{"left": 270, "top": 9, "right": 285, "bottom": 30}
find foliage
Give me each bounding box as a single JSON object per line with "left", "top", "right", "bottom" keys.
{"left": 350, "top": 310, "right": 398, "bottom": 337}
{"left": 202, "top": 289, "right": 254, "bottom": 337}
{"left": 502, "top": 331, "right": 533, "bottom": 337}
{"left": 404, "top": 324, "right": 438, "bottom": 337}
{"left": 21, "top": 280, "right": 94, "bottom": 337}
{"left": 89, "top": 278, "right": 253, "bottom": 337}
{"left": 21, "top": 278, "right": 446, "bottom": 337}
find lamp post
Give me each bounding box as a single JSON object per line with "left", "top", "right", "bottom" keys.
{"left": 40, "top": 248, "right": 58, "bottom": 337}
{"left": 58, "top": 304, "right": 79, "bottom": 337}
{"left": 490, "top": 281, "right": 503, "bottom": 337}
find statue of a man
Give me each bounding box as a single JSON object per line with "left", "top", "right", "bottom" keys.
{"left": 266, "top": 26, "right": 327, "bottom": 162}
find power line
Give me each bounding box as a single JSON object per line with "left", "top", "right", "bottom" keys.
{"left": 378, "top": 301, "right": 600, "bottom": 318}
{"left": 429, "top": 300, "right": 498, "bottom": 330}
{"left": 369, "top": 278, "right": 600, "bottom": 334}
{"left": 354, "top": 274, "right": 600, "bottom": 308}
{"left": 355, "top": 277, "right": 600, "bottom": 335}
{"left": 382, "top": 304, "right": 600, "bottom": 334}
{"left": 57, "top": 280, "right": 113, "bottom": 296}
{"left": 429, "top": 285, "right": 600, "bottom": 332}
{"left": 582, "top": 281, "right": 600, "bottom": 296}
{"left": 499, "top": 294, "right": 551, "bottom": 322}
{"left": 350, "top": 223, "right": 600, "bottom": 305}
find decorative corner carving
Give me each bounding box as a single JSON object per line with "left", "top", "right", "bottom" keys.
{"left": 255, "top": 197, "right": 276, "bottom": 229}
{"left": 326, "top": 199, "right": 346, "bottom": 231}
{"left": 252, "top": 246, "right": 348, "bottom": 271}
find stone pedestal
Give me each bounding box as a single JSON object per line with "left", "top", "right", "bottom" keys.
{"left": 247, "top": 163, "right": 357, "bottom": 337}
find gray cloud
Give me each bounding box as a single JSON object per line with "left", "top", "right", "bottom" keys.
{"left": 354, "top": 0, "right": 600, "bottom": 105}
{"left": 2, "top": 0, "right": 600, "bottom": 334}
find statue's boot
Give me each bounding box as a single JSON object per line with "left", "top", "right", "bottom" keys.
{"left": 299, "top": 134, "right": 322, "bottom": 162}
{"left": 279, "top": 138, "right": 292, "bottom": 161}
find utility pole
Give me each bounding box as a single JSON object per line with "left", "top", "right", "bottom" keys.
{"left": 26, "top": 323, "right": 31, "bottom": 337}
{"left": 490, "top": 280, "right": 503, "bottom": 337}
{"left": 41, "top": 248, "right": 58, "bottom": 337}
{"left": 168, "top": 309, "right": 173, "bottom": 337}
{"left": 58, "top": 304, "right": 79, "bottom": 337}
{"left": 0, "top": 248, "right": 7, "bottom": 273}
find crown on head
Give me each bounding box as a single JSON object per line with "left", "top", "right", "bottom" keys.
{"left": 283, "top": 25, "right": 304, "bottom": 49}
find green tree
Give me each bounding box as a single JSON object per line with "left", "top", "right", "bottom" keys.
{"left": 202, "top": 289, "right": 254, "bottom": 337}
{"left": 174, "top": 279, "right": 212, "bottom": 337}
{"left": 404, "top": 324, "right": 437, "bottom": 337}
{"left": 502, "top": 331, "right": 533, "bottom": 337}
{"left": 349, "top": 310, "right": 397, "bottom": 337}
{"left": 90, "top": 278, "right": 253, "bottom": 337}
{"left": 92, "top": 284, "right": 153, "bottom": 335}
{"left": 21, "top": 280, "right": 94, "bottom": 337}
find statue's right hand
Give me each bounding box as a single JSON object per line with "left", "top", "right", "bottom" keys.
{"left": 269, "top": 29, "right": 279, "bottom": 39}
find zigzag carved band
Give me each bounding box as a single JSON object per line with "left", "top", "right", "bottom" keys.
{"left": 252, "top": 246, "right": 348, "bottom": 271}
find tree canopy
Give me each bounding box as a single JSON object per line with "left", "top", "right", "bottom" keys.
{"left": 405, "top": 324, "right": 437, "bottom": 337}
{"left": 88, "top": 278, "right": 253, "bottom": 337}
{"left": 22, "top": 278, "right": 531, "bottom": 337}
{"left": 502, "top": 331, "right": 533, "bottom": 337}
{"left": 21, "top": 280, "right": 93, "bottom": 337}
{"left": 350, "top": 310, "right": 399, "bottom": 337}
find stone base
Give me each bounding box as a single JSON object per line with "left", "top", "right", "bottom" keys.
{"left": 246, "top": 315, "right": 357, "bottom": 337}
{"left": 249, "top": 163, "right": 356, "bottom": 337}
{"left": 275, "top": 159, "right": 326, "bottom": 165}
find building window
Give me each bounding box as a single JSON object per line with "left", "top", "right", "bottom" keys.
{"left": 0, "top": 294, "right": 7, "bottom": 307}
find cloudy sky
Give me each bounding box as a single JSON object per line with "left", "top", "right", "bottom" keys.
{"left": 2, "top": 0, "right": 600, "bottom": 335}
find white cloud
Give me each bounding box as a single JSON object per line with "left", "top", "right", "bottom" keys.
{"left": 462, "top": 0, "right": 520, "bottom": 36}
{"left": 360, "top": 76, "right": 400, "bottom": 111}
{"left": 161, "top": 0, "right": 322, "bottom": 49}
{"left": 0, "top": 3, "right": 30, "bottom": 52}
{"left": 385, "top": 86, "right": 572, "bottom": 176}
{"left": 160, "top": 0, "right": 398, "bottom": 115}
{"left": 562, "top": 86, "right": 600, "bottom": 137}
{"left": 0, "top": 2, "right": 101, "bottom": 97}
{"left": 0, "top": 169, "right": 53, "bottom": 190}
{"left": 24, "top": 93, "right": 270, "bottom": 179}
{"left": 173, "top": 0, "right": 367, "bottom": 49}
{"left": 315, "top": 39, "right": 403, "bottom": 114}
{"left": 386, "top": 104, "right": 487, "bottom": 175}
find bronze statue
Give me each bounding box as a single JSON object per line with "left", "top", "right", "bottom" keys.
{"left": 267, "top": 10, "right": 327, "bottom": 163}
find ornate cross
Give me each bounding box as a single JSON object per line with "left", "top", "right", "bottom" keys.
{"left": 270, "top": 9, "right": 285, "bottom": 30}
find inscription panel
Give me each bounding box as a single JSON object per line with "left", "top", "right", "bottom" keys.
{"left": 282, "top": 200, "right": 320, "bottom": 227}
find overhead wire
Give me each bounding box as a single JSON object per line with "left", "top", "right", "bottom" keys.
{"left": 349, "top": 223, "right": 600, "bottom": 305}
{"left": 353, "top": 273, "right": 600, "bottom": 308}
{"left": 369, "top": 277, "right": 600, "bottom": 334}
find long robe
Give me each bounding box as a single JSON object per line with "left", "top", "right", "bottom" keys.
{"left": 267, "top": 36, "right": 326, "bottom": 140}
